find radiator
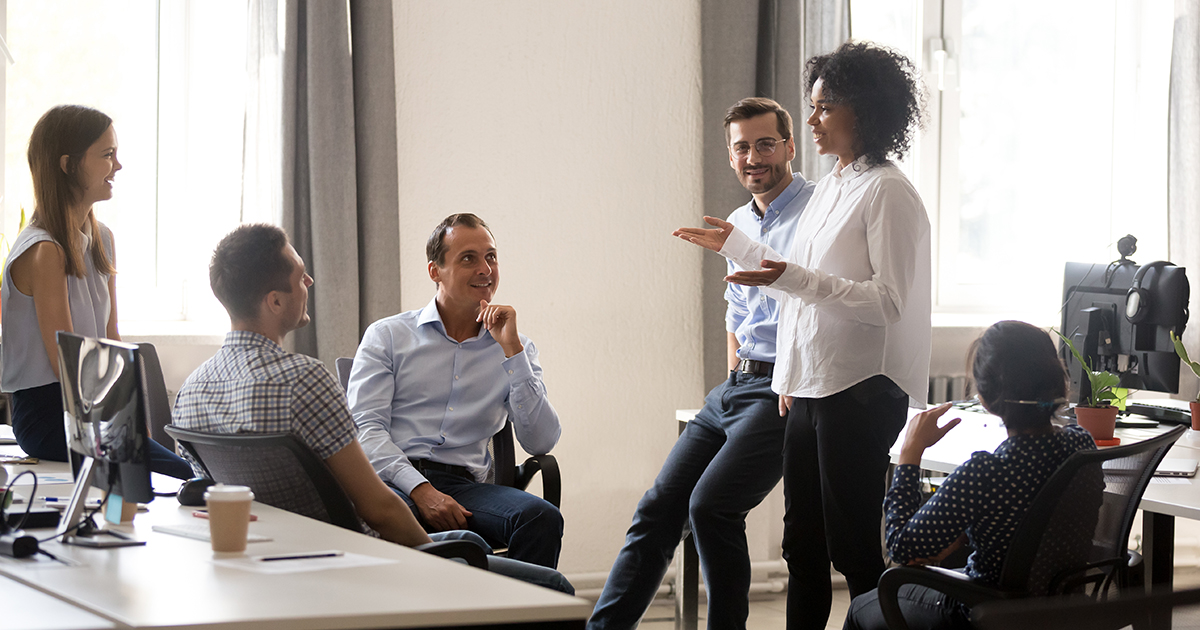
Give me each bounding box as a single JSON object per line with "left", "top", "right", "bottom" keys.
{"left": 928, "top": 375, "right": 969, "bottom": 404}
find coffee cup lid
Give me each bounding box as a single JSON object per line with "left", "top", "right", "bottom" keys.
{"left": 204, "top": 484, "right": 255, "bottom": 502}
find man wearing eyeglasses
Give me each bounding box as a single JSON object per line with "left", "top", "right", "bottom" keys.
{"left": 589, "top": 98, "right": 815, "bottom": 630}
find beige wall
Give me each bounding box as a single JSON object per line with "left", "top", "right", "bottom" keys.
{"left": 392, "top": 0, "right": 708, "bottom": 574}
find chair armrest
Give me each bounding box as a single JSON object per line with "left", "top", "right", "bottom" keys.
{"left": 416, "top": 539, "right": 488, "bottom": 569}
{"left": 878, "top": 566, "right": 1017, "bottom": 630}
{"left": 513, "top": 453, "right": 560, "bottom": 508}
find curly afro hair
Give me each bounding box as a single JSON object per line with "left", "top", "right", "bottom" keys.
{"left": 804, "top": 41, "right": 926, "bottom": 166}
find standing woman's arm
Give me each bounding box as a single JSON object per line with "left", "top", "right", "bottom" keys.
{"left": 9, "top": 241, "right": 74, "bottom": 381}
{"left": 105, "top": 229, "right": 120, "bottom": 341}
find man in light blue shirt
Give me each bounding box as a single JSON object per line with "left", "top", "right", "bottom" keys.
{"left": 590, "top": 98, "right": 815, "bottom": 629}
{"left": 347, "top": 213, "right": 563, "bottom": 568}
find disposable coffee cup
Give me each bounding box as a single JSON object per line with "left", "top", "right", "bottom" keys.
{"left": 204, "top": 484, "right": 254, "bottom": 553}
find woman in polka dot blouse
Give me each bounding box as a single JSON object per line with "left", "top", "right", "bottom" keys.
{"left": 844, "top": 321, "right": 1096, "bottom": 630}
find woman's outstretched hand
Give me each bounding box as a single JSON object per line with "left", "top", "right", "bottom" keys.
{"left": 726, "top": 259, "right": 786, "bottom": 286}
{"left": 673, "top": 216, "right": 735, "bottom": 253}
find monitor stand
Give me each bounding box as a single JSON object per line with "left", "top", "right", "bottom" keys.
{"left": 58, "top": 457, "right": 145, "bottom": 548}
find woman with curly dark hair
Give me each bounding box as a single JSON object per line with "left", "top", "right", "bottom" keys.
{"left": 675, "top": 41, "right": 931, "bottom": 629}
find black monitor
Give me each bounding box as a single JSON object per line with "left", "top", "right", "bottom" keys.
{"left": 1060, "top": 261, "right": 1190, "bottom": 404}
{"left": 55, "top": 331, "right": 153, "bottom": 547}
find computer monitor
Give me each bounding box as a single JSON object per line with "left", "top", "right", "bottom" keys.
{"left": 1060, "top": 261, "right": 1190, "bottom": 404}
{"left": 55, "top": 331, "right": 153, "bottom": 547}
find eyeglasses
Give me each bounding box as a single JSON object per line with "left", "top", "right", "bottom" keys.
{"left": 730, "top": 137, "right": 788, "bottom": 158}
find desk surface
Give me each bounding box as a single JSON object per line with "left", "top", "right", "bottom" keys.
{"left": 0, "top": 456, "right": 591, "bottom": 630}
{"left": 0, "top": 573, "right": 115, "bottom": 630}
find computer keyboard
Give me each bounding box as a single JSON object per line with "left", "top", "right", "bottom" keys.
{"left": 1124, "top": 402, "right": 1193, "bottom": 425}
{"left": 151, "top": 522, "right": 272, "bottom": 543}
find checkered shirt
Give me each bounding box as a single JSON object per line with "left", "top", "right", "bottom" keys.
{"left": 172, "top": 331, "right": 354, "bottom": 466}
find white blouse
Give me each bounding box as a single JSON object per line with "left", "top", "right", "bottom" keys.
{"left": 720, "top": 157, "right": 931, "bottom": 405}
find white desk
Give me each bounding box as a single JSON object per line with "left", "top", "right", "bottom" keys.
{"left": 890, "top": 405, "right": 1200, "bottom": 591}
{"left": 0, "top": 461, "right": 590, "bottom": 629}
{"left": 0, "top": 573, "right": 115, "bottom": 630}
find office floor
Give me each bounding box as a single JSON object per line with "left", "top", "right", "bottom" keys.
{"left": 632, "top": 560, "right": 1200, "bottom": 630}
{"left": 634, "top": 589, "right": 853, "bottom": 630}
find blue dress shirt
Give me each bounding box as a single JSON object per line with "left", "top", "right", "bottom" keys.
{"left": 348, "top": 298, "right": 561, "bottom": 495}
{"left": 724, "top": 173, "right": 815, "bottom": 363}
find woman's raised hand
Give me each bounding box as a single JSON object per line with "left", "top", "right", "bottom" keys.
{"left": 673, "top": 216, "right": 735, "bottom": 253}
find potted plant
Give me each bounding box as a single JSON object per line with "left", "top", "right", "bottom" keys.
{"left": 1169, "top": 330, "right": 1200, "bottom": 430}
{"left": 1056, "top": 331, "right": 1124, "bottom": 441}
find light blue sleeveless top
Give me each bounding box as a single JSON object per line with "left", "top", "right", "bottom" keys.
{"left": 1, "top": 225, "right": 113, "bottom": 392}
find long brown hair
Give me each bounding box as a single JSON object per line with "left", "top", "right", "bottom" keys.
{"left": 26, "top": 105, "right": 117, "bottom": 278}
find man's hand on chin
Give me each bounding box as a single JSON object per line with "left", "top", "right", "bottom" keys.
{"left": 410, "top": 483, "right": 472, "bottom": 531}
{"left": 477, "top": 300, "right": 524, "bottom": 357}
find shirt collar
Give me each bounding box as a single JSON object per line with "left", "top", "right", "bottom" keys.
{"left": 833, "top": 155, "right": 874, "bottom": 182}
{"left": 417, "top": 297, "right": 491, "bottom": 343}
{"left": 223, "top": 330, "right": 285, "bottom": 354}
{"left": 753, "top": 172, "right": 808, "bottom": 222}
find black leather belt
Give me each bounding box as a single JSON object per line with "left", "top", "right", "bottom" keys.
{"left": 735, "top": 359, "right": 774, "bottom": 377}
{"left": 412, "top": 459, "right": 473, "bottom": 481}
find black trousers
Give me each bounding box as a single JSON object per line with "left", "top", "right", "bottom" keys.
{"left": 781, "top": 375, "right": 909, "bottom": 630}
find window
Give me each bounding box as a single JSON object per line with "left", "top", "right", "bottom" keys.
{"left": 3, "top": 0, "right": 264, "bottom": 330}
{"left": 851, "top": 0, "right": 1173, "bottom": 323}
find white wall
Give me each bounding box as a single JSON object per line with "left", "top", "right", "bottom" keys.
{"left": 392, "top": 0, "right": 708, "bottom": 574}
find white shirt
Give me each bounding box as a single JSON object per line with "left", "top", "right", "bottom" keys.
{"left": 720, "top": 157, "right": 931, "bottom": 405}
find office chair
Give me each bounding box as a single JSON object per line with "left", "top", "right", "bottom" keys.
{"left": 136, "top": 342, "right": 174, "bottom": 451}
{"left": 164, "top": 425, "right": 487, "bottom": 569}
{"left": 973, "top": 586, "right": 1200, "bottom": 630}
{"left": 878, "top": 424, "right": 1186, "bottom": 630}
{"left": 334, "top": 357, "right": 560, "bottom": 506}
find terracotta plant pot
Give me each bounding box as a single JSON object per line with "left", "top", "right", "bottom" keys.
{"left": 1191, "top": 401, "right": 1200, "bottom": 431}
{"left": 1075, "top": 406, "right": 1119, "bottom": 441}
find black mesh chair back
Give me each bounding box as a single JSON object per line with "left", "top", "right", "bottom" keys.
{"left": 165, "top": 425, "right": 366, "bottom": 533}
{"left": 1001, "top": 424, "right": 1185, "bottom": 596}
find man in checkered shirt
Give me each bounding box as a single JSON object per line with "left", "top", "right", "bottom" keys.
{"left": 171, "top": 223, "right": 571, "bottom": 592}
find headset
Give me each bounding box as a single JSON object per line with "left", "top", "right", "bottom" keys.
{"left": 1125, "top": 260, "right": 1173, "bottom": 324}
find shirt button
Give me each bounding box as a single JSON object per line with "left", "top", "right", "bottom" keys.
{"left": 761, "top": 228, "right": 768, "bottom": 235}
{"left": 518, "top": 405, "right": 523, "bottom": 410}
{"left": 507, "top": 369, "right": 514, "bottom": 375}
{"left": 448, "top": 407, "right": 454, "bottom": 411}
{"left": 454, "top": 375, "right": 459, "bottom": 380}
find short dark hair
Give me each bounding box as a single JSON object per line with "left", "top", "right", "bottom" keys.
{"left": 968, "top": 321, "right": 1068, "bottom": 431}
{"left": 723, "top": 97, "right": 793, "bottom": 145}
{"left": 426, "top": 213, "right": 493, "bottom": 266}
{"left": 209, "top": 224, "right": 295, "bottom": 321}
{"left": 804, "top": 41, "right": 926, "bottom": 166}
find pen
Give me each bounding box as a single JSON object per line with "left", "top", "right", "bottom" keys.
{"left": 256, "top": 551, "right": 344, "bottom": 562}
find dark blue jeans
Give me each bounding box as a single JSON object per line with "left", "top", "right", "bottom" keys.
{"left": 843, "top": 583, "right": 970, "bottom": 630}
{"left": 588, "top": 372, "right": 784, "bottom": 630}
{"left": 392, "top": 468, "right": 563, "bottom": 568}
{"left": 11, "top": 382, "right": 193, "bottom": 480}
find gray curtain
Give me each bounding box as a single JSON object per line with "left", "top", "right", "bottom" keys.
{"left": 698, "top": 0, "right": 848, "bottom": 389}
{"left": 1169, "top": 0, "right": 1200, "bottom": 401}
{"left": 281, "top": 0, "right": 401, "bottom": 365}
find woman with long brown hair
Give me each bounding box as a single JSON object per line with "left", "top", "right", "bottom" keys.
{"left": 1, "top": 104, "right": 189, "bottom": 478}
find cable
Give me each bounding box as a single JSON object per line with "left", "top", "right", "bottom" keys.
{"left": 37, "top": 488, "right": 112, "bottom": 543}
{"left": 2, "top": 470, "right": 38, "bottom": 532}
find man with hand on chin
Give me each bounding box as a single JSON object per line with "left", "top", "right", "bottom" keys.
{"left": 347, "top": 213, "right": 563, "bottom": 569}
